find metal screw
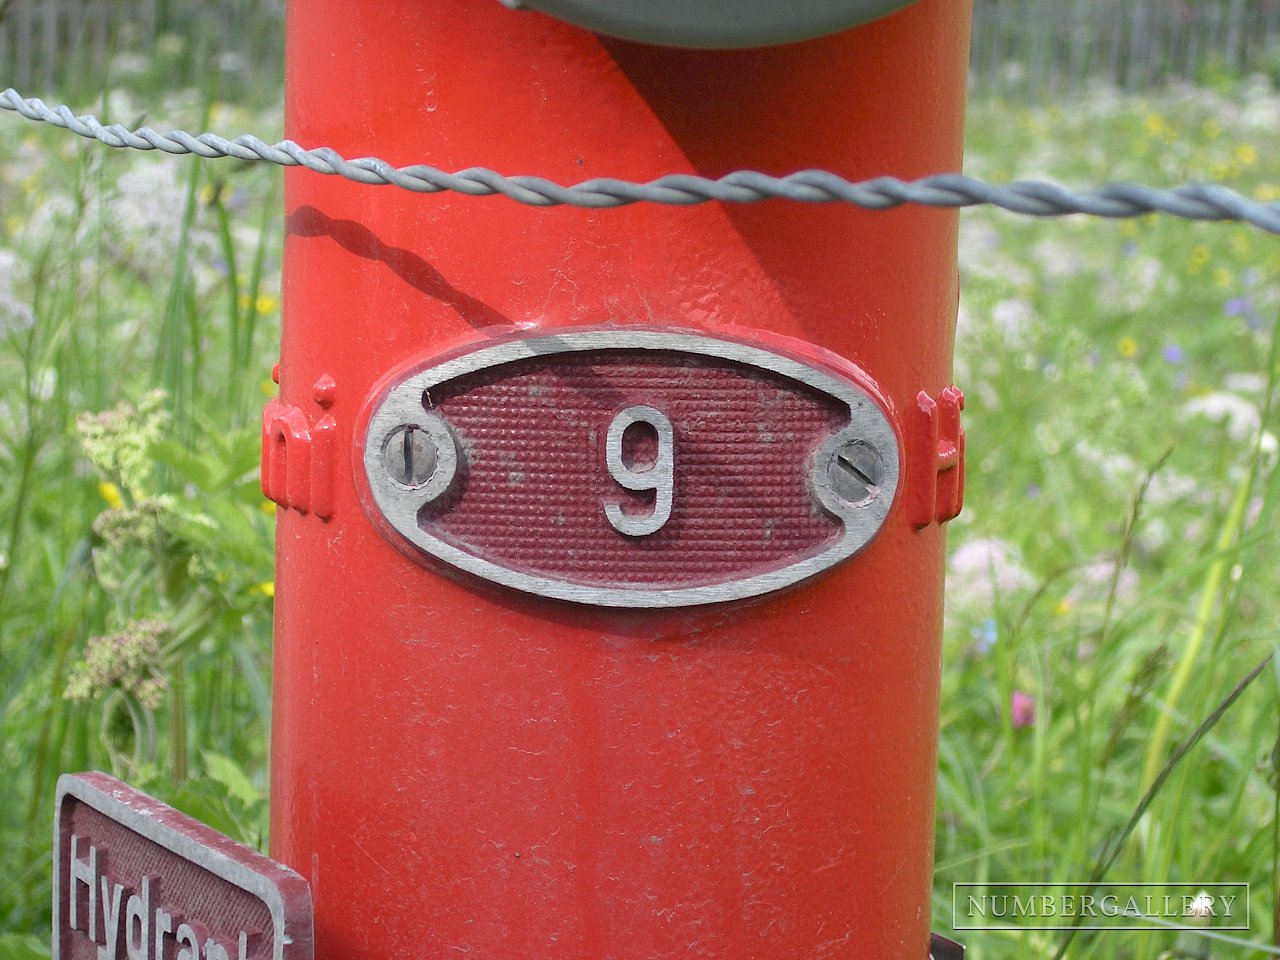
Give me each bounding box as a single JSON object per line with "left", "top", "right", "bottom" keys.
{"left": 383, "top": 425, "right": 438, "bottom": 488}
{"left": 828, "top": 439, "right": 883, "bottom": 505}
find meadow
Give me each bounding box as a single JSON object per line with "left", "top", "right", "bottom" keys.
{"left": 0, "top": 26, "right": 1279, "bottom": 960}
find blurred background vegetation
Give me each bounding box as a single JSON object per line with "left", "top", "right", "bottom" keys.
{"left": 4, "top": 0, "right": 1280, "bottom": 101}
{"left": 0, "top": 2, "right": 1279, "bottom": 959}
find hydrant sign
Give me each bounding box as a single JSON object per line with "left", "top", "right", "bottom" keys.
{"left": 53, "top": 773, "right": 312, "bottom": 960}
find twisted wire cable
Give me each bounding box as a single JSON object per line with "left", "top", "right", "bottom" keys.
{"left": 3, "top": 87, "right": 1279, "bottom": 234}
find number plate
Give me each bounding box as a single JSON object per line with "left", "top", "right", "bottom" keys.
{"left": 358, "top": 329, "right": 900, "bottom": 607}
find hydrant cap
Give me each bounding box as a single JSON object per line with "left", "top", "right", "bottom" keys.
{"left": 505, "top": 0, "right": 923, "bottom": 48}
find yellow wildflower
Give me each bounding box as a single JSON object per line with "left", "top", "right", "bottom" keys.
{"left": 97, "top": 482, "right": 124, "bottom": 510}
{"left": 1143, "top": 113, "right": 1167, "bottom": 137}
{"left": 1118, "top": 337, "right": 1139, "bottom": 359}
{"left": 198, "top": 182, "right": 230, "bottom": 206}
{"left": 1187, "top": 245, "right": 1211, "bottom": 274}
{"left": 253, "top": 581, "right": 276, "bottom": 598}
{"left": 1234, "top": 144, "right": 1258, "bottom": 167}
{"left": 241, "top": 293, "right": 280, "bottom": 315}
{"left": 1054, "top": 599, "right": 1071, "bottom": 617}
{"left": 1213, "top": 266, "right": 1234, "bottom": 290}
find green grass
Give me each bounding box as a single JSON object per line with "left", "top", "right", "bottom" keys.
{"left": 0, "top": 76, "right": 282, "bottom": 938}
{"left": 941, "top": 86, "right": 1280, "bottom": 959}
{"left": 1, "top": 23, "right": 1280, "bottom": 960}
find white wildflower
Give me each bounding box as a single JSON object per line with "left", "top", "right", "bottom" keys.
{"left": 1031, "top": 238, "right": 1083, "bottom": 281}
{"left": 1260, "top": 431, "right": 1279, "bottom": 471}
{"left": 106, "top": 163, "right": 216, "bottom": 273}
{"left": 21, "top": 194, "right": 79, "bottom": 248}
{"left": 1223, "top": 372, "right": 1266, "bottom": 395}
{"left": 103, "top": 89, "right": 145, "bottom": 125}
{"left": 1065, "top": 556, "right": 1140, "bottom": 609}
{"left": 1118, "top": 256, "right": 1176, "bottom": 311}
{"left": 991, "top": 297, "right": 1035, "bottom": 341}
{"left": 0, "top": 249, "right": 34, "bottom": 334}
{"left": 1069, "top": 436, "right": 1199, "bottom": 507}
{"left": 109, "top": 53, "right": 149, "bottom": 77}
{"left": 1181, "top": 392, "right": 1260, "bottom": 443}
{"left": 1070, "top": 438, "right": 1139, "bottom": 487}
{"left": 957, "top": 220, "right": 1002, "bottom": 278}
{"left": 948, "top": 537, "right": 1036, "bottom": 610}
{"left": 1240, "top": 76, "right": 1280, "bottom": 130}
{"left": 1145, "top": 470, "right": 1199, "bottom": 507}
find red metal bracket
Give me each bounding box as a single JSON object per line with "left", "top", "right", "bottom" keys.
{"left": 261, "top": 374, "right": 337, "bottom": 521}
{"left": 909, "top": 386, "right": 965, "bottom": 529}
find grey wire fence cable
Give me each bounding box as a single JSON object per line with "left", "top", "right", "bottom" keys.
{"left": 3, "top": 87, "right": 1280, "bottom": 234}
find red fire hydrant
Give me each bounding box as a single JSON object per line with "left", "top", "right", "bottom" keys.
{"left": 270, "top": 2, "right": 971, "bottom": 958}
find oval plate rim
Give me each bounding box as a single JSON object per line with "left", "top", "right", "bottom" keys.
{"left": 357, "top": 328, "right": 901, "bottom": 608}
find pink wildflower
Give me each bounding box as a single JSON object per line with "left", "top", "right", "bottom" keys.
{"left": 1011, "top": 691, "right": 1036, "bottom": 729}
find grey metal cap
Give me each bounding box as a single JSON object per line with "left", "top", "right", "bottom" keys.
{"left": 501, "top": 0, "right": 923, "bottom": 48}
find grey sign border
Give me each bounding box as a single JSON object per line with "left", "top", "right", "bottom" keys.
{"left": 953, "top": 881, "right": 1251, "bottom": 932}
{"left": 361, "top": 329, "right": 901, "bottom": 608}
{"left": 53, "top": 772, "right": 313, "bottom": 960}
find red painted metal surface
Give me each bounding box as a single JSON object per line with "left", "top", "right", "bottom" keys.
{"left": 275, "top": 2, "right": 971, "bottom": 958}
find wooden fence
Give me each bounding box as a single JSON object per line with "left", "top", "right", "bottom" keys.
{"left": 972, "top": 0, "right": 1280, "bottom": 97}
{"left": 1, "top": 0, "right": 1279, "bottom": 99}
{"left": 0, "top": 0, "right": 285, "bottom": 98}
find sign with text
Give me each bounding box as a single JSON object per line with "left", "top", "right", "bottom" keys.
{"left": 53, "top": 772, "right": 312, "bottom": 960}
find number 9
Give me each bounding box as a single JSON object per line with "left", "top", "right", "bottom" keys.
{"left": 605, "top": 405, "right": 674, "bottom": 537}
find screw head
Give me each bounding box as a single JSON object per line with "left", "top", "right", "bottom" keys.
{"left": 827, "top": 439, "right": 883, "bottom": 505}
{"left": 383, "top": 424, "right": 439, "bottom": 488}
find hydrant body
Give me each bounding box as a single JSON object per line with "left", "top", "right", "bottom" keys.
{"left": 272, "top": 2, "right": 971, "bottom": 958}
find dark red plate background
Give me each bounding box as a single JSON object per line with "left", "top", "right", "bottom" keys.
{"left": 421, "top": 350, "right": 847, "bottom": 589}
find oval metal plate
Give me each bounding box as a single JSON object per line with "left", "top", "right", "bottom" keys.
{"left": 358, "top": 330, "right": 900, "bottom": 608}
